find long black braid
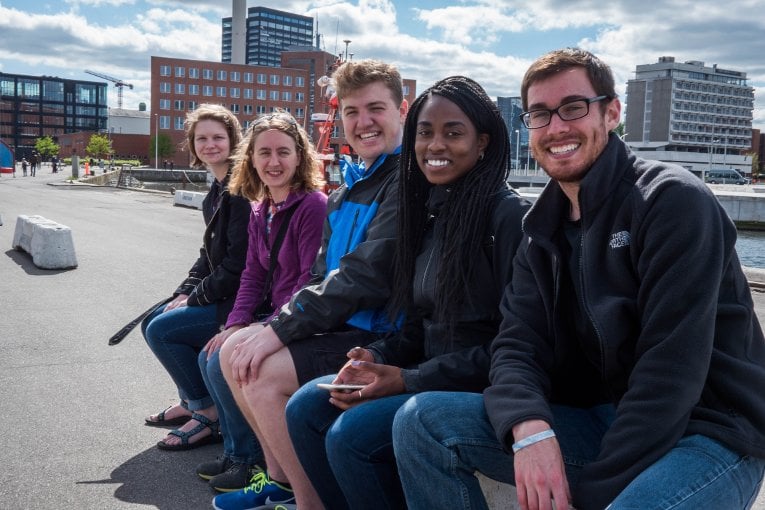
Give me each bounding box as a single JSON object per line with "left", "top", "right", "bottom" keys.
{"left": 389, "top": 76, "right": 510, "bottom": 329}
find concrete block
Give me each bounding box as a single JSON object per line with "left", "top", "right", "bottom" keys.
{"left": 0, "top": 213, "right": 3, "bottom": 226}
{"left": 479, "top": 473, "right": 520, "bottom": 509}
{"left": 12, "top": 215, "right": 77, "bottom": 269}
{"left": 173, "top": 190, "right": 205, "bottom": 210}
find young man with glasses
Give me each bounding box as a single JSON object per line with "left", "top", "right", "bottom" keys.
{"left": 213, "top": 59, "right": 408, "bottom": 510}
{"left": 392, "top": 48, "right": 765, "bottom": 510}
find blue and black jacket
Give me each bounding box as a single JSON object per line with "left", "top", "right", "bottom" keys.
{"left": 270, "top": 151, "right": 400, "bottom": 344}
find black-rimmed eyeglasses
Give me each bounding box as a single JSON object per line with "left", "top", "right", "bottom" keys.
{"left": 520, "top": 95, "right": 610, "bottom": 129}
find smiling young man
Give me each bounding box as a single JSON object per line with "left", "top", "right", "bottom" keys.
{"left": 212, "top": 60, "right": 408, "bottom": 510}
{"left": 392, "top": 48, "right": 765, "bottom": 510}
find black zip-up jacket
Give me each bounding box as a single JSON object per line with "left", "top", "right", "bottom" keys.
{"left": 175, "top": 174, "right": 251, "bottom": 326}
{"left": 270, "top": 154, "right": 400, "bottom": 343}
{"left": 367, "top": 184, "right": 530, "bottom": 393}
{"left": 485, "top": 134, "right": 765, "bottom": 510}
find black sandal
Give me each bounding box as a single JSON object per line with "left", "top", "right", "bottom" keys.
{"left": 156, "top": 412, "right": 221, "bottom": 451}
{"left": 144, "top": 401, "right": 192, "bottom": 428}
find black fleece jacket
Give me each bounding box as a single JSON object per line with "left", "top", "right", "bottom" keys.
{"left": 485, "top": 134, "right": 765, "bottom": 510}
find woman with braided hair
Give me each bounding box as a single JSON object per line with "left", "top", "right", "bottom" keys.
{"left": 285, "top": 76, "right": 530, "bottom": 510}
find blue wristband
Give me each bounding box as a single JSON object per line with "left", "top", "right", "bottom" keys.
{"left": 512, "top": 429, "right": 556, "bottom": 453}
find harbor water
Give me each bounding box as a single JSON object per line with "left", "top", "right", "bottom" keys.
{"left": 737, "top": 230, "right": 765, "bottom": 269}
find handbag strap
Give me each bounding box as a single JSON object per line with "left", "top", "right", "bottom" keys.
{"left": 260, "top": 201, "right": 300, "bottom": 307}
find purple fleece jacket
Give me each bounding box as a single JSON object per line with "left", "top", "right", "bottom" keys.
{"left": 225, "top": 189, "right": 327, "bottom": 328}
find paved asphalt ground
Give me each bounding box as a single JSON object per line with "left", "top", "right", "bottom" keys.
{"left": 1, "top": 166, "right": 764, "bottom": 509}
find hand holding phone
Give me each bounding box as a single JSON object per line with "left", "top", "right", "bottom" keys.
{"left": 316, "top": 383, "right": 365, "bottom": 393}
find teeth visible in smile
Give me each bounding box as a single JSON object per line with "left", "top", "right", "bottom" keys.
{"left": 360, "top": 132, "right": 378, "bottom": 140}
{"left": 427, "top": 159, "right": 448, "bottom": 167}
{"left": 549, "top": 143, "right": 579, "bottom": 155}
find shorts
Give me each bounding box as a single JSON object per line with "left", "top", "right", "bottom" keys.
{"left": 287, "top": 326, "right": 387, "bottom": 386}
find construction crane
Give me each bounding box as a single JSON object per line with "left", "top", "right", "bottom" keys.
{"left": 84, "top": 69, "right": 134, "bottom": 109}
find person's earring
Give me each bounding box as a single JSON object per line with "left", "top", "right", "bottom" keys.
{"left": 478, "top": 151, "right": 485, "bottom": 161}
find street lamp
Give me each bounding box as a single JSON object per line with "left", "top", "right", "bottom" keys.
{"left": 154, "top": 113, "right": 159, "bottom": 169}
{"left": 514, "top": 129, "right": 520, "bottom": 170}
{"left": 343, "top": 39, "right": 351, "bottom": 62}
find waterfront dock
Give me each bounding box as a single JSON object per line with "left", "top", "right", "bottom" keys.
{"left": 1, "top": 168, "right": 763, "bottom": 509}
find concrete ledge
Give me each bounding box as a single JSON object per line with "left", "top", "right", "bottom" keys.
{"left": 479, "top": 473, "right": 520, "bottom": 509}
{"left": 173, "top": 190, "right": 205, "bottom": 210}
{"left": 12, "top": 215, "right": 78, "bottom": 269}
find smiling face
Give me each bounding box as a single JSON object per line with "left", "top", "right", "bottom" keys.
{"left": 193, "top": 119, "right": 231, "bottom": 172}
{"left": 340, "top": 81, "right": 407, "bottom": 167}
{"left": 414, "top": 95, "right": 488, "bottom": 186}
{"left": 528, "top": 67, "right": 620, "bottom": 183}
{"left": 251, "top": 129, "right": 299, "bottom": 202}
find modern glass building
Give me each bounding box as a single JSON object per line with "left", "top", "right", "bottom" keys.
{"left": 497, "top": 96, "right": 532, "bottom": 170}
{"left": 222, "top": 6, "right": 314, "bottom": 67}
{"left": 0, "top": 72, "right": 108, "bottom": 159}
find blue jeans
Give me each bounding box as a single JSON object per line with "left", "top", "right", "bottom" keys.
{"left": 393, "top": 392, "right": 765, "bottom": 510}
{"left": 286, "top": 374, "right": 413, "bottom": 510}
{"left": 141, "top": 303, "right": 217, "bottom": 410}
{"left": 199, "top": 348, "right": 263, "bottom": 464}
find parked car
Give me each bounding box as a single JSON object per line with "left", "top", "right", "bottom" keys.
{"left": 705, "top": 169, "right": 747, "bottom": 185}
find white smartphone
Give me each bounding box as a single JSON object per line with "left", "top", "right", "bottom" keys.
{"left": 316, "top": 383, "right": 365, "bottom": 392}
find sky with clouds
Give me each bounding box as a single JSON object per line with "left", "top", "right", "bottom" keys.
{"left": 1, "top": 0, "right": 764, "bottom": 130}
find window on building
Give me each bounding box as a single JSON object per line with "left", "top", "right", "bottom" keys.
{"left": 160, "top": 65, "right": 171, "bottom": 76}
{"left": 159, "top": 99, "right": 171, "bottom": 110}
{"left": 283, "top": 75, "right": 292, "bottom": 86}
{"left": 160, "top": 82, "right": 171, "bottom": 93}
{"left": 257, "top": 73, "right": 267, "bottom": 84}
{"left": 256, "top": 105, "right": 267, "bottom": 114}
{"left": 76, "top": 83, "right": 97, "bottom": 103}
{"left": 269, "top": 90, "right": 279, "bottom": 100}
{"left": 203, "top": 69, "right": 213, "bottom": 79}
{"left": 203, "top": 85, "right": 213, "bottom": 96}
{"left": 217, "top": 86, "right": 227, "bottom": 97}
{"left": 282, "top": 91, "right": 291, "bottom": 101}
{"left": 403, "top": 85, "right": 410, "bottom": 96}
{"left": 270, "top": 75, "right": 280, "bottom": 85}
{"left": 231, "top": 71, "right": 240, "bottom": 82}
{"left": 42, "top": 81, "right": 64, "bottom": 102}
{"left": 217, "top": 70, "right": 227, "bottom": 81}
{"left": 189, "top": 67, "right": 199, "bottom": 79}
{"left": 244, "top": 72, "right": 254, "bottom": 83}
{"left": 244, "top": 104, "right": 253, "bottom": 115}
{"left": 174, "top": 100, "right": 184, "bottom": 110}
{"left": 230, "top": 104, "right": 240, "bottom": 114}
{"left": 159, "top": 115, "right": 170, "bottom": 129}
{"left": 295, "top": 107, "right": 304, "bottom": 118}
{"left": 295, "top": 92, "right": 304, "bottom": 102}
{"left": 189, "top": 84, "right": 199, "bottom": 95}
{"left": 296, "top": 76, "right": 305, "bottom": 87}
{"left": 174, "top": 116, "right": 185, "bottom": 130}
{"left": 257, "top": 89, "right": 266, "bottom": 100}
{"left": 175, "top": 83, "right": 185, "bottom": 94}
{"left": 175, "top": 66, "right": 185, "bottom": 78}
{"left": 230, "top": 88, "right": 240, "bottom": 98}
{"left": 188, "top": 101, "right": 197, "bottom": 111}
{"left": 244, "top": 88, "right": 253, "bottom": 99}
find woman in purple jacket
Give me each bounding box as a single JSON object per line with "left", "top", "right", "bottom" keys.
{"left": 195, "top": 110, "right": 327, "bottom": 492}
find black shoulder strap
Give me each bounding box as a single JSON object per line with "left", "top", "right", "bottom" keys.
{"left": 260, "top": 202, "right": 300, "bottom": 305}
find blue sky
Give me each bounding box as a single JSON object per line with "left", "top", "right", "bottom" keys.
{"left": 1, "top": 0, "right": 764, "bottom": 130}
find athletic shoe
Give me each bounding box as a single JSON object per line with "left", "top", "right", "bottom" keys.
{"left": 253, "top": 504, "right": 297, "bottom": 510}
{"left": 210, "top": 463, "right": 264, "bottom": 492}
{"left": 197, "top": 456, "right": 232, "bottom": 481}
{"left": 212, "top": 471, "right": 295, "bottom": 510}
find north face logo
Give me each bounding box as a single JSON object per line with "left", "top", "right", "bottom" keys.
{"left": 609, "top": 231, "right": 630, "bottom": 249}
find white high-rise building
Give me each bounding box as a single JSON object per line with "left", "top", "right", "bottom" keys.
{"left": 624, "top": 56, "right": 754, "bottom": 176}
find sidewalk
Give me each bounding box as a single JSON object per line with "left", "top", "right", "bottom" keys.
{"left": 0, "top": 172, "right": 763, "bottom": 509}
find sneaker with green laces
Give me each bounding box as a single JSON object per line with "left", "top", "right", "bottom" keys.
{"left": 212, "top": 471, "right": 295, "bottom": 510}
{"left": 210, "top": 463, "right": 264, "bottom": 492}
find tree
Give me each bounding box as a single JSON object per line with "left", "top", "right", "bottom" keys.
{"left": 613, "top": 122, "right": 625, "bottom": 138}
{"left": 85, "top": 133, "right": 113, "bottom": 159}
{"left": 749, "top": 151, "right": 760, "bottom": 181}
{"left": 34, "top": 136, "right": 59, "bottom": 161}
{"left": 149, "top": 133, "right": 175, "bottom": 166}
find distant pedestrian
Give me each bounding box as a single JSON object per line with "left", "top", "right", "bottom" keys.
{"left": 169, "top": 160, "right": 174, "bottom": 171}
{"left": 30, "top": 154, "right": 38, "bottom": 177}
{"left": 21, "top": 158, "right": 28, "bottom": 176}
{"left": 52, "top": 156, "right": 58, "bottom": 174}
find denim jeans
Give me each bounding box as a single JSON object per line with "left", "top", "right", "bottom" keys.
{"left": 286, "top": 374, "right": 413, "bottom": 510}
{"left": 392, "top": 392, "right": 765, "bottom": 510}
{"left": 199, "top": 348, "right": 263, "bottom": 465}
{"left": 141, "top": 303, "right": 217, "bottom": 410}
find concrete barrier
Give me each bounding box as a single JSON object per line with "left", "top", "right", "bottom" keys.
{"left": 173, "top": 190, "right": 206, "bottom": 210}
{"left": 12, "top": 215, "right": 78, "bottom": 269}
